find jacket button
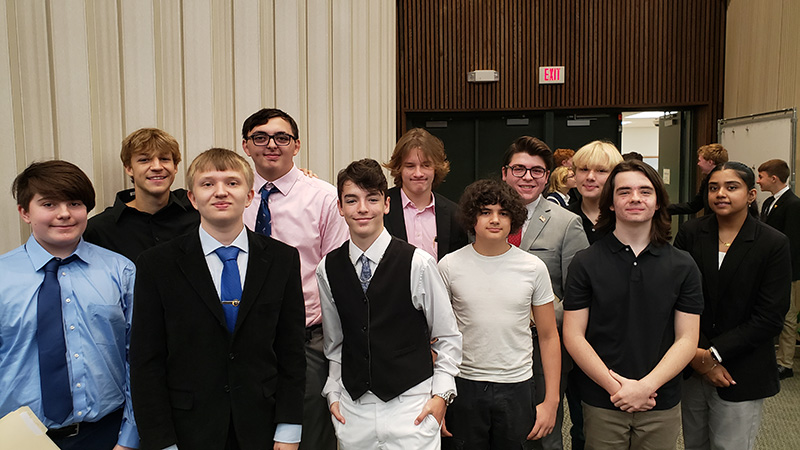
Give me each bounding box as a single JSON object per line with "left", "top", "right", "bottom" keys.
{"left": 224, "top": 385, "right": 230, "bottom": 392}
{"left": 366, "top": 381, "right": 370, "bottom": 386}
{"left": 362, "top": 326, "right": 367, "bottom": 332}
{"left": 229, "top": 353, "right": 235, "bottom": 360}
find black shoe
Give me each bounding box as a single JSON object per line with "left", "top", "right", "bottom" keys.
{"left": 778, "top": 366, "right": 794, "bottom": 380}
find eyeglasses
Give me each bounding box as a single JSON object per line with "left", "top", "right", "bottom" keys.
{"left": 504, "top": 165, "right": 548, "bottom": 179}
{"left": 247, "top": 132, "right": 296, "bottom": 147}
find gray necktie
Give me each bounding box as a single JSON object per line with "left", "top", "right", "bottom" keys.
{"left": 358, "top": 254, "right": 371, "bottom": 293}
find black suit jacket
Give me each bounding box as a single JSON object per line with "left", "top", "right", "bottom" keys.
{"left": 764, "top": 189, "right": 800, "bottom": 280}
{"left": 674, "top": 214, "right": 791, "bottom": 401}
{"left": 131, "top": 228, "right": 306, "bottom": 450}
{"left": 668, "top": 173, "right": 711, "bottom": 216}
{"left": 384, "top": 186, "right": 468, "bottom": 261}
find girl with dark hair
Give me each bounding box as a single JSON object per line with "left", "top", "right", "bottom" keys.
{"left": 674, "top": 161, "right": 791, "bottom": 450}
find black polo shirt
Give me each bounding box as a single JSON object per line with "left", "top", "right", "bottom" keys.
{"left": 564, "top": 233, "right": 704, "bottom": 410}
{"left": 84, "top": 188, "right": 199, "bottom": 262}
{"left": 568, "top": 201, "right": 607, "bottom": 244}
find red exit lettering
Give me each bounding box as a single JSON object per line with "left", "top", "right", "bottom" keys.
{"left": 545, "top": 68, "right": 560, "bottom": 81}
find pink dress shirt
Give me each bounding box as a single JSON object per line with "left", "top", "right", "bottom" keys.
{"left": 400, "top": 189, "right": 438, "bottom": 259}
{"left": 244, "top": 165, "right": 349, "bottom": 327}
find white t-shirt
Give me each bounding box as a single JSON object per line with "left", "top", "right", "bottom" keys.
{"left": 438, "top": 244, "right": 553, "bottom": 383}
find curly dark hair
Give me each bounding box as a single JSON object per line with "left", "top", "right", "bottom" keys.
{"left": 459, "top": 179, "right": 527, "bottom": 236}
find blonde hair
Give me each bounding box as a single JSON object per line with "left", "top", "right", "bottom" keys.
{"left": 547, "top": 166, "right": 573, "bottom": 194}
{"left": 573, "top": 140, "right": 623, "bottom": 171}
{"left": 187, "top": 148, "right": 254, "bottom": 189}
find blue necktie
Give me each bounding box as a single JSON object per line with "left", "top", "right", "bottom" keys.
{"left": 37, "top": 257, "right": 76, "bottom": 424}
{"left": 358, "top": 254, "right": 372, "bottom": 293}
{"left": 215, "top": 247, "right": 242, "bottom": 333}
{"left": 255, "top": 185, "right": 279, "bottom": 236}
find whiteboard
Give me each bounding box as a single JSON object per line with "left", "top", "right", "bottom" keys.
{"left": 718, "top": 108, "right": 797, "bottom": 204}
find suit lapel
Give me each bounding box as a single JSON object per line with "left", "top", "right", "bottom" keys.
{"left": 386, "top": 187, "right": 408, "bottom": 241}
{"left": 520, "top": 198, "right": 550, "bottom": 250}
{"left": 236, "top": 230, "right": 273, "bottom": 334}
{"left": 766, "top": 191, "right": 791, "bottom": 225}
{"left": 177, "top": 233, "right": 228, "bottom": 331}
{"left": 717, "top": 215, "right": 758, "bottom": 301}
{"left": 434, "top": 193, "right": 451, "bottom": 260}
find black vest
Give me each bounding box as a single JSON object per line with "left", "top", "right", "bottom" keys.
{"left": 326, "top": 238, "right": 433, "bottom": 401}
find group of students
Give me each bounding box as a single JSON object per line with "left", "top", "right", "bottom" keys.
{"left": 0, "top": 106, "right": 797, "bottom": 450}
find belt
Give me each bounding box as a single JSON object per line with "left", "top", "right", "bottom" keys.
{"left": 46, "top": 407, "right": 123, "bottom": 441}
{"left": 305, "top": 323, "right": 322, "bottom": 341}
{"left": 47, "top": 422, "right": 81, "bottom": 440}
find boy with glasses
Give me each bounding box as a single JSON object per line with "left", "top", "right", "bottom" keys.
{"left": 241, "top": 108, "right": 349, "bottom": 450}
{"left": 501, "top": 136, "right": 589, "bottom": 450}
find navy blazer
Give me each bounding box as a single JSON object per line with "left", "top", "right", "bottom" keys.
{"left": 763, "top": 189, "right": 800, "bottom": 280}
{"left": 674, "top": 214, "right": 791, "bottom": 401}
{"left": 384, "top": 186, "right": 468, "bottom": 261}
{"left": 131, "top": 228, "right": 306, "bottom": 450}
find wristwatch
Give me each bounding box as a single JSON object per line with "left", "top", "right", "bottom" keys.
{"left": 435, "top": 391, "right": 456, "bottom": 406}
{"left": 709, "top": 346, "right": 722, "bottom": 364}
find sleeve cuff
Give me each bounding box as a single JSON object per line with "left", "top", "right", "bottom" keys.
{"left": 117, "top": 419, "right": 140, "bottom": 448}
{"left": 274, "top": 423, "right": 302, "bottom": 443}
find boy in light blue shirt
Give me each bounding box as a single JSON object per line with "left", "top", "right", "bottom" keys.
{"left": 0, "top": 160, "right": 138, "bottom": 450}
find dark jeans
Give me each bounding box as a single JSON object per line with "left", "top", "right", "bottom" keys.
{"left": 445, "top": 377, "right": 534, "bottom": 450}
{"left": 49, "top": 407, "right": 122, "bottom": 450}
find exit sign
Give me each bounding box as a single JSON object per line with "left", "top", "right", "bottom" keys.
{"left": 539, "top": 66, "right": 565, "bottom": 84}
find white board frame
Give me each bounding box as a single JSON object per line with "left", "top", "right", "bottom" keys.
{"left": 718, "top": 108, "right": 797, "bottom": 204}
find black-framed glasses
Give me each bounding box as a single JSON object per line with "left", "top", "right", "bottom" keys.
{"left": 504, "top": 165, "right": 548, "bottom": 179}
{"left": 247, "top": 132, "right": 296, "bottom": 147}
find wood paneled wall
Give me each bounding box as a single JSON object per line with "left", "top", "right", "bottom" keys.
{"left": 725, "top": 0, "right": 799, "bottom": 170}
{"left": 398, "top": 0, "right": 727, "bottom": 144}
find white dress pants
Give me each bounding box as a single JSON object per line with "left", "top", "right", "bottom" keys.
{"left": 333, "top": 389, "right": 442, "bottom": 450}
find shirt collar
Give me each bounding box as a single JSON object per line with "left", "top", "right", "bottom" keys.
{"left": 254, "top": 165, "right": 301, "bottom": 197}
{"left": 112, "top": 188, "right": 191, "bottom": 222}
{"left": 400, "top": 188, "right": 435, "bottom": 211}
{"left": 525, "top": 196, "right": 541, "bottom": 218}
{"left": 25, "top": 235, "right": 88, "bottom": 270}
{"left": 774, "top": 185, "right": 790, "bottom": 201}
{"left": 198, "top": 225, "right": 249, "bottom": 256}
{"left": 605, "top": 232, "right": 664, "bottom": 256}
{"left": 348, "top": 228, "right": 392, "bottom": 266}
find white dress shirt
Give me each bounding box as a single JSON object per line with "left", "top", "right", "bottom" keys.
{"left": 316, "top": 229, "right": 462, "bottom": 407}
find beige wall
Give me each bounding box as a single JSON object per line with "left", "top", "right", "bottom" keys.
{"left": 1, "top": 0, "right": 396, "bottom": 254}
{"left": 725, "top": 0, "right": 799, "bottom": 169}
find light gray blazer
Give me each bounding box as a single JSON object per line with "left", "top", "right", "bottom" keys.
{"left": 521, "top": 197, "right": 589, "bottom": 302}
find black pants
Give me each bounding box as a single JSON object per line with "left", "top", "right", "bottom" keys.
{"left": 445, "top": 377, "right": 534, "bottom": 450}
{"left": 49, "top": 408, "right": 123, "bottom": 450}
{"left": 298, "top": 325, "right": 337, "bottom": 450}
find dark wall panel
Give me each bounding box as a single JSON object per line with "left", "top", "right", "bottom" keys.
{"left": 398, "top": 0, "right": 726, "bottom": 140}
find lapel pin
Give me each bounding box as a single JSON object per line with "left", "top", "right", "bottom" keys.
{"left": 539, "top": 215, "right": 546, "bottom": 223}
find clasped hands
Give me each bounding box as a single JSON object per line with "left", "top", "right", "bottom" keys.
{"left": 608, "top": 370, "right": 657, "bottom": 413}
